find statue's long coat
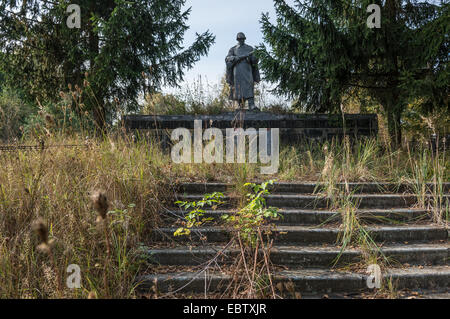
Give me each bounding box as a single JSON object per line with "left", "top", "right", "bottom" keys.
{"left": 225, "top": 44, "right": 260, "bottom": 100}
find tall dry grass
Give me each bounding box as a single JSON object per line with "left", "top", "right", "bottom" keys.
{"left": 0, "top": 135, "right": 176, "bottom": 298}
{"left": 278, "top": 137, "right": 449, "bottom": 185}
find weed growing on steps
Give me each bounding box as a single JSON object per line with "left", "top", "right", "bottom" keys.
{"left": 222, "top": 180, "right": 280, "bottom": 298}
{"left": 172, "top": 180, "right": 280, "bottom": 298}
{"left": 406, "top": 147, "right": 431, "bottom": 209}
{"left": 315, "top": 137, "right": 391, "bottom": 288}
{"left": 222, "top": 181, "right": 279, "bottom": 246}
{"left": 173, "top": 192, "right": 224, "bottom": 236}
{"left": 405, "top": 139, "right": 448, "bottom": 225}
{"left": 429, "top": 135, "right": 449, "bottom": 225}
{"left": 232, "top": 163, "right": 256, "bottom": 208}
{"left": 330, "top": 182, "right": 389, "bottom": 271}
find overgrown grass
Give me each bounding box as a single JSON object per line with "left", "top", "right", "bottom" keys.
{"left": 0, "top": 131, "right": 447, "bottom": 298}
{"left": 278, "top": 137, "right": 449, "bottom": 184}
{"left": 152, "top": 136, "right": 448, "bottom": 185}
{"left": 0, "top": 135, "right": 177, "bottom": 298}
{"left": 311, "top": 135, "right": 448, "bottom": 296}
{"left": 404, "top": 142, "right": 449, "bottom": 224}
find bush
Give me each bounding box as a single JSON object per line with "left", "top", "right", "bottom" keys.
{"left": 0, "top": 89, "right": 33, "bottom": 142}
{"left": 22, "top": 95, "right": 95, "bottom": 139}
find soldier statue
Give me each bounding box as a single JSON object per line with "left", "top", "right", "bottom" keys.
{"left": 225, "top": 32, "right": 261, "bottom": 111}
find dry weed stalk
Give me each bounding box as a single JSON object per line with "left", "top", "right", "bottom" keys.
{"left": 220, "top": 228, "right": 276, "bottom": 299}
{"left": 32, "top": 218, "right": 63, "bottom": 297}
{"left": 90, "top": 190, "right": 111, "bottom": 297}
{"left": 88, "top": 291, "right": 97, "bottom": 299}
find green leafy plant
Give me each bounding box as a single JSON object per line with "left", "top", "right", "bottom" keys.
{"left": 223, "top": 180, "right": 280, "bottom": 298}
{"left": 173, "top": 192, "right": 225, "bottom": 237}
{"left": 223, "top": 180, "right": 279, "bottom": 246}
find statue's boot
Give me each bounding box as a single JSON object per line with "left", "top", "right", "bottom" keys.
{"left": 237, "top": 100, "right": 245, "bottom": 111}
{"left": 248, "top": 98, "right": 259, "bottom": 111}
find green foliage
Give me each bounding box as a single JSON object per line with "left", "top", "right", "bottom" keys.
{"left": 399, "top": 3, "right": 449, "bottom": 115}
{"left": 172, "top": 181, "right": 280, "bottom": 244}
{"left": 402, "top": 103, "right": 449, "bottom": 141}
{"left": 23, "top": 100, "right": 92, "bottom": 139}
{"left": 258, "top": 0, "right": 448, "bottom": 145}
{"left": 223, "top": 180, "right": 280, "bottom": 246}
{"left": 0, "top": 0, "right": 215, "bottom": 128}
{"left": 0, "top": 66, "right": 4, "bottom": 92}
{"left": 174, "top": 192, "right": 224, "bottom": 236}
{"left": 0, "top": 88, "right": 33, "bottom": 141}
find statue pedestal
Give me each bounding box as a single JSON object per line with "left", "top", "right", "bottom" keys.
{"left": 124, "top": 111, "right": 378, "bottom": 145}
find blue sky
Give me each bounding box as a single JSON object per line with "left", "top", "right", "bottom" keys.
{"left": 169, "top": 0, "right": 285, "bottom": 89}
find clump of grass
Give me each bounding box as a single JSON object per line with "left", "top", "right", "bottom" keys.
{"left": 427, "top": 135, "right": 448, "bottom": 225}
{"left": 406, "top": 147, "right": 431, "bottom": 208}
{"left": 315, "top": 138, "right": 391, "bottom": 286}
{"left": 232, "top": 163, "right": 258, "bottom": 208}
{"left": 404, "top": 141, "right": 449, "bottom": 224}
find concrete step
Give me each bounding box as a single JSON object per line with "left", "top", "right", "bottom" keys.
{"left": 153, "top": 225, "right": 448, "bottom": 244}
{"left": 277, "top": 266, "right": 450, "bottom": 293}
{"left": 176, "top": 194, "right": 449, "bottom": 209}
{"left": 275, "top": 289, "right": 450, "bottom": 299}
{"left": 179, "top": 182, "right": 450, "bottom": 195}
{"left": 145, "top": 243, "right": 449, "bottom": 267}
{"left": 137, "top": 266, "right": 450, "bottom": 295}
{"left": 163, "top": 208, "right": 430, "bottom": 225}
{"left": 417, "top": 291, "right": 450, "bottom": 299}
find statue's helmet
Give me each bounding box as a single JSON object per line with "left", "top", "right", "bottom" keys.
{"left": 236, "top": 32, "right": 246, "bottom": 40}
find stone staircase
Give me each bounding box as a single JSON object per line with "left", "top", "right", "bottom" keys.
{"left": 138, "top": 182, "right": 449, "bottom": 298}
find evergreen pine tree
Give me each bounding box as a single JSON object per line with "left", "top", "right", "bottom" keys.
{"left": 258, "top": 0, "right": 448, "bottom": 146}
{"left": 0, "top": 0, "right": 215, "bottom": 129}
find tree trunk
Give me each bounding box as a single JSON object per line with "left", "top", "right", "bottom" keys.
{"left": 383, "top": 0, "right": 402, "bottom": 148}
{"left": 386, "top": 102, "right": 402, "bottom": 148}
